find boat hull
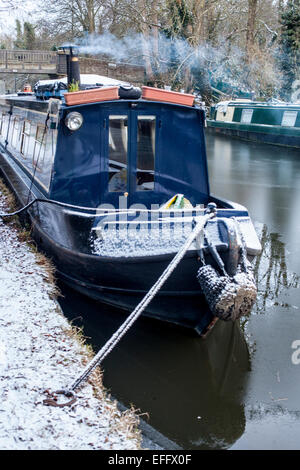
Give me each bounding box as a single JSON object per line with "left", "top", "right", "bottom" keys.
{"left": 31, "top": 216, "right": 215, "bottom": 334}
{"left": 57, "top": 273, "right": 216, "bottom": 335}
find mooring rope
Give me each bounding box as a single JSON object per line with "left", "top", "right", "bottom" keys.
{"left": 0, "top": 197, "right": 204, "bottom": 219}
{"left": 44, "top": 207, "right": 216, "bottom": 405}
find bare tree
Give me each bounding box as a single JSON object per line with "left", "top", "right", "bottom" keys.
{"left": 0, "top": 0, "right": 18, "bottom": 11}
{"left": 6, "top": 0, "right": 284, "bottom": 100}
{"left": 246, "top": 0, "right": 258, "bottom": 61}
{"left": 36, "top": 0, "right": 112, "bottom": 38}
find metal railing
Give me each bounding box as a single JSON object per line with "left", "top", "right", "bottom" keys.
{"left": 0, "top": 50, "right": 57, "bottom": 69}
{"left": 0, "top": 49, "right": 145, "bottom": 83}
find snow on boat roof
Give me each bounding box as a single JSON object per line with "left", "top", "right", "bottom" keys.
{"left": 35, "top": 74, "right": 130, "bottom": 87}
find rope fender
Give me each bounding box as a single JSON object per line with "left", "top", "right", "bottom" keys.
{"left": 197, "top": 262, "right": 257, "bottom": 321}
{"left": 197, "top": 219, "right": 257, "bottom": 321}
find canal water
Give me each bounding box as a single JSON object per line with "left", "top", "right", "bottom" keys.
{"left": 58, "top": 132, "right": 300, "bottom": 450}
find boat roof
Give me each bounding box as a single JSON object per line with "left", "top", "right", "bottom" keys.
{"left": 0, "top": 93, "right": 48, "bottom": 112}
{"left": 0, "top": 91, "right": 199, "bottom": 113}
{"left": 215, "top": 99, "right": 300, "bottom": 108}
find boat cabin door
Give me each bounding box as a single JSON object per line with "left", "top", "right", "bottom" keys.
{"left": 101, "top": 104, "right": 161, "bottom": 209}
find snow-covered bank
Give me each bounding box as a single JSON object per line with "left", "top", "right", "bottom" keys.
{"left": 0, "top": 183, "right": 142, "bottom": 450}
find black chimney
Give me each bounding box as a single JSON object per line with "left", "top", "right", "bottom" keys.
{"left": 58, "top": 45, "right": 81, "bottom": 90}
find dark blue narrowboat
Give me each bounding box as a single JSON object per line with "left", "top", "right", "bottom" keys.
{"left": 0, "top": 47, "right": 261, "bottom": 335}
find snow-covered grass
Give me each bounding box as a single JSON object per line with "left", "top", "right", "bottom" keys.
{"left": 0, "top": 179, "right": 142, "bottom": 450}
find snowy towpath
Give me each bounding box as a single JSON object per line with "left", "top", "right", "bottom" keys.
{"left": 0, "top": 189, "right": 142, "bottom": 450}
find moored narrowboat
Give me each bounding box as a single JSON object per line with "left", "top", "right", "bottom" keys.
{"left": 0, "top": 47, "right": 261, "bottom": 335}
{"left": 207, "top": 99, "right": 300, "bottom": 148}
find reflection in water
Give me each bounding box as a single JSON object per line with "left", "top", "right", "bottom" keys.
{"left": 205, "top": 132, "right": 300, "bottom": 249}
{"left": 253, "top": 224, "right": 299, "bottom": 314}
{"left": 58, "top": 283, "right": 250, "bottom": 450}
{"left": 205, "top": 133, "right": 300, "bottom": 448}
{"left": 206, "top": 132, "right": 300, "bottom": 313}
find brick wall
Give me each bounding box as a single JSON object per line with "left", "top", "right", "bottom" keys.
{"left": 58, "top": 55, "right": 145, "bottom": 85}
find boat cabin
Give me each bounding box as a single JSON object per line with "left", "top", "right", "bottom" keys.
{"left": 0, "top": 94, "right": 209, "bottom": 209}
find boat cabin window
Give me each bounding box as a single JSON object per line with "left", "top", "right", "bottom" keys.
{"left": 281, "top": 110, "right": 298, "bottom": 127}
{"left": 108, "top": 115, "right": 128, "bottom": 192}
{"left": 241, "top": 108, "right": 253, "bottom": 124}
{"left": 9, "top": 117, "right": 20, "bottom": 148}
{"left": 21, "top": 120, "right": 31, "bottom": 158}
{"left": 107, "top": 114, "right": 156, "bottom": 194}
{"left": 0, "top": 112, "right": 9, "bottom": 138}
{"left": 33, "top": 125, "right": 46, "bottom": 169}
{"left": 0, "top": 112, "right": 4, "bottom": 135}
{"left": 136, "top": 116, "right": 155, "bottom": 191}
